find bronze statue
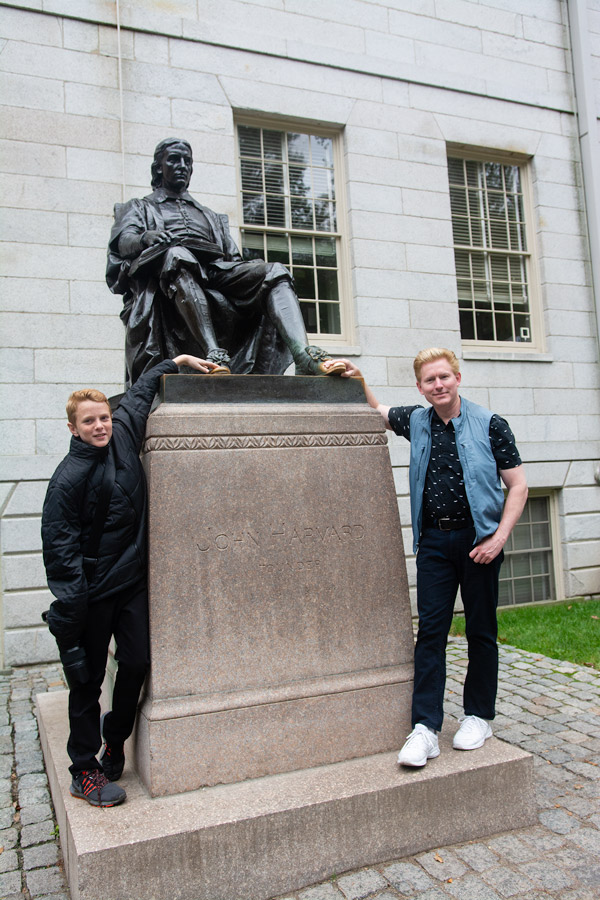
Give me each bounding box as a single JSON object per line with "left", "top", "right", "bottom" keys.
{"left": 106, "top": 138, "right": 345, "bottom": 384}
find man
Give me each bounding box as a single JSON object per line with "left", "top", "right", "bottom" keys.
{"left": 340, "top": 349, "right": 527, "bottom": 767}
{"left": 42, "top": 354, "right": 217, "bottom": 807}
{"left": 106, "top": 137, "right": 345, "bottom": 385}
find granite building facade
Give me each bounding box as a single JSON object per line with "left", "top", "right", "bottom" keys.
{"left": 1, "top": 0, "right": 599, "bottom": 667}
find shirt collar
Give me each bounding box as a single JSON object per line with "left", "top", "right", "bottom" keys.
{"left": 153, "top": 187, "right": 195, "bottom": 203}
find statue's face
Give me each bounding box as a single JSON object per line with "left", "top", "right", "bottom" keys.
{"left": 161, "top": 143, "right": 193, "bottom": 193}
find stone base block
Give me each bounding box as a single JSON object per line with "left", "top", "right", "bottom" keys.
{"left": 37, "top": 690, "right": 537, "bottom": 900}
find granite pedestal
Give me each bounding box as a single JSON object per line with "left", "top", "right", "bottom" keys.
{"left": 137, "top": 375, "right": 414, "bottom": 796}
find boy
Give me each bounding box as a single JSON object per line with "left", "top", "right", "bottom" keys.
{"left": 42, "top": 354, "right": 216, "bottom": 806}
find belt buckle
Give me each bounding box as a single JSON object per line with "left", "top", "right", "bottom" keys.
{"left": 438, "top": 517, "right": 452, "bottom": 531}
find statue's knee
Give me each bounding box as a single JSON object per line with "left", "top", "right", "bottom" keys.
{"left": 266, "top": 262, "right": 292, "bottom": 282}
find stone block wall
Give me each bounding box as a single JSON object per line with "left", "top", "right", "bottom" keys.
{"left": 1, "top": 0, "right": 599, "bottom": 666}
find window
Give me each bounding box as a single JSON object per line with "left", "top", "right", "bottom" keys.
{"left": 447, "top": 152, "right": 540, "bottom": 348}
{"left": 236, "top": 120, "right": 349, "bottom": 341}
{"left": 499, "top": 496, "right": 556, "bottom": 606}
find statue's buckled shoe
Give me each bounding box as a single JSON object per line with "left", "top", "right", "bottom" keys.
{"left": 295, "top": 345, "right": 345, "bottom": 376}
{"left": 206, "top": 348, "right": 232, "bottom": 375}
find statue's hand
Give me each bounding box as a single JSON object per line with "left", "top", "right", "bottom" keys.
{"left": 141, "top": 230, "right": 172, "bottom": 248}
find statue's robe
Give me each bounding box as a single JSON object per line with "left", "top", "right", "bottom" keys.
{"left": 106, "top": 189, "right": 292, "bottom": 384}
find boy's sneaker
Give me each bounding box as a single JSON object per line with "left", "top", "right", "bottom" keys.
{"left": 99, "top": 712, "right": 125, "bottom": 781}
{"left": 70, "top": 770, "right": 126, "bottom": 807}
{"left": 397, "top": 723, "right": 440, "bottom": 767}
{"left": 453, "top": 715, "right": 492, "bottom": 750}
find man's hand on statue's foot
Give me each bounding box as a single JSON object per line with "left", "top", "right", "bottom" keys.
{"left": 294, "top": 346, "right": 347, "bottom": 376}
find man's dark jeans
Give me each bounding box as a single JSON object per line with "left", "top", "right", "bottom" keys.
{"left": 413, "top": 526, "right": 504, "bottom": 732}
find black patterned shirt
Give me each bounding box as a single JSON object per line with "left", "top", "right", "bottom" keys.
{"left": 388, "top": 403, "right": 522, "bottom": 522}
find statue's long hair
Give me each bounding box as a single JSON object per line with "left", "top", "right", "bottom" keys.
{"left": 151, "top": 138, "right": 193, "bottom": 188}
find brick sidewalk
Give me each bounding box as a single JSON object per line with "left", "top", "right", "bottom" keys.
{"left": 1, "top": 639, "right": 599, "bottom": 899}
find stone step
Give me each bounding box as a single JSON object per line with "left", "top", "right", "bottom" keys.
{"left": 37, "top": 690, "right": 536, "bottom": 900}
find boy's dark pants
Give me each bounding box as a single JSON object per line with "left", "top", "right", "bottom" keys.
{"left": 67, "top": 580, "right": 149, "bottom": 776}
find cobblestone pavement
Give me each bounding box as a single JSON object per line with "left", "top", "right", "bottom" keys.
{"left": 1, "top": 638, "right": 599, "bottom": 900}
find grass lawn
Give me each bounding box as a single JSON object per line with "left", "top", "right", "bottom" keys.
{"left": 450, "top": 597, "right": 600, "bottom": 670}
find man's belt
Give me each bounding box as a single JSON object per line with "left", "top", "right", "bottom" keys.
{"left": 424, "top": 515, "right": 473, "bottom": 531}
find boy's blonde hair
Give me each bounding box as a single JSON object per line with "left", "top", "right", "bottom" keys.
{"left": 66, "top": 389, "right": 110, "bottom": 425}
{"left": 413, "top": 347, "right": 460, "bottom": 381}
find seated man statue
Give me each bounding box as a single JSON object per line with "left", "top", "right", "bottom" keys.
{"left": 106, "top": 137, "right": 345, "bottom": 384}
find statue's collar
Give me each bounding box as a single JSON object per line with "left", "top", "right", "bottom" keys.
{"left": 153, "top": 187, "right": 195, "bottom": 203}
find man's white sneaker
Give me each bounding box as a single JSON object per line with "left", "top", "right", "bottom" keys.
{"left": 453, "top": 715, "right": 492, "bottom": 750}
{"left": 397, "top": 723, "right": 440, "bottom": 767}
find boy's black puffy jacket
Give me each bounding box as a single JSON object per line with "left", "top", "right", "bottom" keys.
{"left": 41, "top": 360, "right": 177, "bottom": 645}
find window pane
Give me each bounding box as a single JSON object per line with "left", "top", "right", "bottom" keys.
{"left": 317, "top": 268, "right": 339, "bottom": 301}
{"left": 512, "top": 524, "right": 531, "bottom": 550}
{"left": 319, "top": 302, "right": 341, "bottom": 334}
{"left": 313, "top": 167, "right": 335, "bottom": 201}
{"left": 315, "top": 237, "right": 336, "bottom": 267}
{"left": 263, "top": 130, "right": 283, "bottom": 160}
{"left": 514, "top": 315, "right": 532, "bottom": 342}
{"left": 528, "top": 497, "right": 547, "bottom": 520}
{"left": 301, "top": 301, "right": 317, "bottom": 331}
{"left": 311, "top": 135, "right": 333, "bottom": 167}
{"left": 291, "top": 196, "right": 313, "bottom": 229}
{"left": 531, "top": 553, "right": 549, "bottom": 576}
{"left": 498, "top": 580, "right": 512, "bottom": 606}
{"left": 485, "top": 162, "right": 503, "bottom": 191}
{"left": 452, "top": 215, "right": 470, "bottom": 246}
{"left": 315, "top": 201, "right": 336, "bottom": 232}
{"left": 459, "top": 309, "right": 475, "bottom": 340}
{"left": 513, "top": 578, "right": 533, "bottom": 604}
{"left": 241, "top": 159, "right": 263, "bottom": 192}
{"left": 494, "top": 313, "right": 514, "bottom": 342}
{"left": 292, "top": 236, "right": 313, "bottom": 266}
{"left": 512, "top": 555, "right": 531, "bottom": 578}
{"left": 243, "top": 193, "right": 264, "bottom": 225}
{"left": 266, "top": 194, "right": 286, "bottom": 228}
{"left": 266, "top": 233, "right": 289, "bottom": 264}
{"left": 294, "top": 268, "right": 315, "bottom": 299}
{"left": 238, "top": 125, "right": 261, "bottom": 157}
{"left": 447, "top": 157, "right": 465, "bottom": 183}
{"left": 533, "top": 576, "right": 551, "bottom": 603}
{"left": 475, "top": 310, "right": 495, "bottom": 341}
{"left": 289, "top": 165, "right": 311, "bottom": 196}
{"left": 241, "top": 231, "right": 264, "bottom": 261}
{"left": 532, "top": 522, "right": 550, "bottom": 547}
{"left": 264, "top": 162, "right": 285, "bottom": 194}
{"left": 287, "top": 132, "right": 310, "bottom": 165}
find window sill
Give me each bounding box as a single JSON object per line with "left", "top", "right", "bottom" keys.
{"left": 317, "top": 343, "right": 362, "bottom": 357}
{"left": 462, "top": 348, "right": 553, "bottom": 363}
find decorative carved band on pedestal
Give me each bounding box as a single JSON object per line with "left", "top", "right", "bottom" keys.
{"left": 143, "top": 433, "right": 388, "bottom": 452}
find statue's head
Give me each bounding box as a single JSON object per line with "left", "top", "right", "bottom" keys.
{"left": 151, "top": 138, "right": 193, "bottom": 191}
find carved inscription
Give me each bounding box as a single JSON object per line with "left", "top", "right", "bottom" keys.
{"left": 196, "top": 521, "right": 365, "bottom": 574}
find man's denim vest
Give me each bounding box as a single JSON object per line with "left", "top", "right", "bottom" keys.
{"left": 408, "top": 397, "right": 505, "bottom": 553}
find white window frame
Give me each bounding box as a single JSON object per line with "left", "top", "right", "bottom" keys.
{"left": 235, "top": 115, "right": 354, "bottom": 348}
{"left": 447, "top": 145, "right": 545, "bottom": 355}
